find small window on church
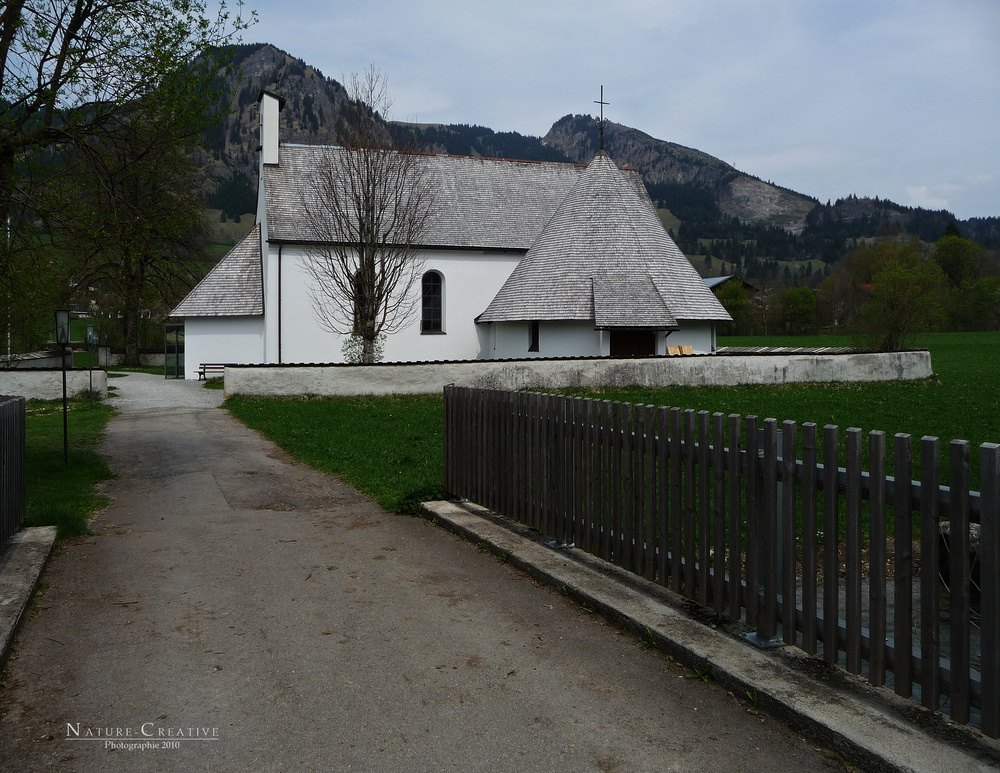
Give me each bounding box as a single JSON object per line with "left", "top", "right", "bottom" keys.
{"left": 528, "top": 320, "right": 539, "bottom": 352}
{"left": 421, "top": 271, "right": 443, "bottom": 334}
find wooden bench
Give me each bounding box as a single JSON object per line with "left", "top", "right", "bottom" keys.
{"left": 197, "top": 363, "right": 227, "bottom": 381}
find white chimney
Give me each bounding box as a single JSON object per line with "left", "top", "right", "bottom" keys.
{"left": 257, "top": 90, "right": 285, "bottom": 166}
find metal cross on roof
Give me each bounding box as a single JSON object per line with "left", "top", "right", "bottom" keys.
{"left": 594, "top": 86, "right": 610, "bottom": 151}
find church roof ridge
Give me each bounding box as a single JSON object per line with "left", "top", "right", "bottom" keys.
{"left": 276, "top": 142, "right": 638, "bottom": 171}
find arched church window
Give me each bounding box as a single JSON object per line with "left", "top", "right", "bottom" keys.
{"left": 421, "top": 271, "right": 443, "bottom": 333}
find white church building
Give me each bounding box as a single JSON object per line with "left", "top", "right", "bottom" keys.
{"left": 171, "top": 91, "right": 730, "bottom": 379}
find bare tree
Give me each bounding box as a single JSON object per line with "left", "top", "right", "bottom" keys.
{"left": 302, "top": 66, "right": 436, "bottom": 363}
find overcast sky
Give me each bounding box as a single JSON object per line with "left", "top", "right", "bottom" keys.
{"left": 244, "top": 0, "right": 1000, "bottom": 221}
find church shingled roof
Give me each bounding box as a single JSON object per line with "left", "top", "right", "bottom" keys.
{"left": 263, "top": 146, "right": 648, "bottom": 251}
{"left": 171, "top": 225, "right": 263, "bottom": 317}
{"left": 477, "top": 152, "right": 731, "bottom": 325}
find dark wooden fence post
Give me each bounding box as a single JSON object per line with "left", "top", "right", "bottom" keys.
{"left": 727, "top": 414, "right": 742, "bottom": 621}
{"left": 644, "top": 405, "right": 657, "bottom": 582}
{"left": 744, "top": 415, "right": 759, "bottom": 627}
{"left": 823, "top": 424, "right": 840, "bottom": 665}
{"left": 683, "top": 409, "right": 697, "bottom": 599}
{"left": 781, "top": 420, "right": 797, "bottom": 646}
{"left": 845, "top": 427, "right": 863, "bottom": 675}
{"left": 981, "top": 442, "right": 1000, "bottom": 738}
{"left": 670, "top": 407, "right": 683, "bottom": 594}
{"left": 697, "top": 410, "right": 711, "bottom": 605}
{"left": 869, "top": 430, "right": 887, "bottom": 686}
{"left": 758, "top": 418, "right": 778, "bottom": 642}
{"left": 949, "top": 440, "right": 971, "bottom": 724}
{"left": 712, "top": 412, "right": 726, "bottom": 614}
{"left": 920, "top": 436, "right": 941, "bottom": 711}
{"left": 801, "top": 423, "right": 818, "bottom": 655}
{"left": 656, "top": 406, "right": 671, "bottom": 588}
{"left": 893, "top": 433, "right": 914, "bottom": 698}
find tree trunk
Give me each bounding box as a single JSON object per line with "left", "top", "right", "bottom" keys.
{"left": 122, "top": 304, "right": 141, "bottom": 366}
{"left": 0, "top": 144, "right": 14, "bottom": 283}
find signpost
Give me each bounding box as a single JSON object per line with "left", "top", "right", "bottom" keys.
{"left": 55, "top": 309, "right": 70, "bottom": 466}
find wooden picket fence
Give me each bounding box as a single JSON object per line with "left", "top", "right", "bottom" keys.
{"left": 0, "top": 395, "right": 27, "bottom": 552}
{"left": 442, "top": 385, "right": 1000, "bottom": 737}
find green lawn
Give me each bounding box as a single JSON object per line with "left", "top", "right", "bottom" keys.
{"left": 225, "top": 394, "right": 446, "bottom": 514}
{"left": 569, "top": 332, "right": 999, "bottom": 481}
{"left": 22, "top": 398, "right": 115, "bottom": 538}
{"left": 224, "top": 332, "right": 999, "bottom": 511}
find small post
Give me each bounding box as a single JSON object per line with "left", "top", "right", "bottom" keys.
{"left": 85, "top": 324, "right": 95, "bottom": 408}
{"left": 55, "top": 309, "right": 70, "bottom": 466}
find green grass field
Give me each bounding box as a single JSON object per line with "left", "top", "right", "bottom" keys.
{"left": 224, "top": 332, "right": 999, "bottom": 512}
{"left": 225, "top": 394, "right": 446, "bottom": 514}
{"left": 22, "top": 399, "right": 114, "bottom": 538}
{"left": 567, "top": 331, "right": 999, "bottom": 485}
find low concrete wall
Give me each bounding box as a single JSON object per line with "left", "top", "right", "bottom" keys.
{"left": 0, "top": 369, "right": 108, "bottom": 400}
{"left": 224, "top": 350, "right": 932, "bottom": 397}
{"left": 0, "top": 351, "right": 70, "bottom": 369}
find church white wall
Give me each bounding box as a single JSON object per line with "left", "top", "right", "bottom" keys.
{"left": 183, "top": 316, "right": 265, "bottom": 380}
{"left": 481, "top": 320, "right": 717, "bottom": 359}
{"left": 664, "top": 322, "right": 715, "bottom": 354}
{"left": 269, "top": 246, "right": 520, "bottom": 364}
{"left": 483, "top": 321, "right": 604, "bottom": 359}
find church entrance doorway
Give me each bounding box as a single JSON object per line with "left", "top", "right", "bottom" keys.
{"left": 609, "top": 329, "right": 656, "bottom": 357}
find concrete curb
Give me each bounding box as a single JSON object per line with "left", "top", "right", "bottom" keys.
{"left": 422, "top": 500, "right": 1000, "bottom": 773}
{"left": 0, "top": 527, "right": 58, "bottom": 671}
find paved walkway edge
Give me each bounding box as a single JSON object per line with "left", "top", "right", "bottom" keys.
{"left": 0, "top": 527, "right": 57, "bottom": 672}
{"left": 423, "top": 500, "right": 1000, "bottom": 773}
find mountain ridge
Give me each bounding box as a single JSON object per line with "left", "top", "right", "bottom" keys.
{"left": 202, "top": 43, "right": 998, "bottom": 254}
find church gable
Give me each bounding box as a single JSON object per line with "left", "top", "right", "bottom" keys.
{"left": 478, "top": 152, "right": 731, "bottom": 327}
{"left": 172, "top": 225, "right": 263, "bottom": 317}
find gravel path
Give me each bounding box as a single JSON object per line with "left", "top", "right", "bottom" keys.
{"left": 107, "top": 371, "right": 225, "bottom": 414}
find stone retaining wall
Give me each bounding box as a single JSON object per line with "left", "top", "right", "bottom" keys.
{"left": 223, "top": 350, "right": 932, "bottom": 397}
{"left": 0, "top": 369, "right": 108, "bottom": 400}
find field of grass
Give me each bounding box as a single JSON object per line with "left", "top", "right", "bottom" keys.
{"left": 223, "top": 332, "right": 998, "bottom": 511}
{"left": 571, "top": 332, "right": 999, "bottom": 481}
{"left": 22, "top": 398, "right": 115, "bottom": 538}
{"left": 225, "top": 394, "right": 446, "bottom": 514}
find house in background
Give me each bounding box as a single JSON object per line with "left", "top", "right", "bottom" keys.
{"left": 171, "top": 91, "right": 730, "bottom": 379}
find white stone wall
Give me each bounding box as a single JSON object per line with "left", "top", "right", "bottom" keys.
{"left": 223, "top": 350, "right": 933, "bottom": 397}
{"left": 183, "top": 316, "right": 265, "bottom": 381}
{"left": 0, "top": 369, "right": 108, "bottom": 400}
